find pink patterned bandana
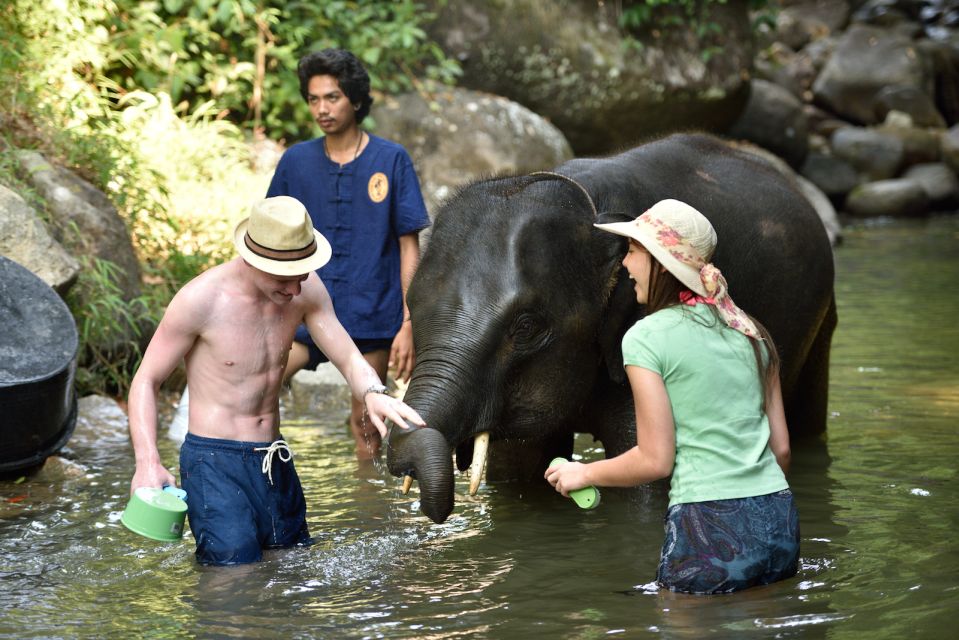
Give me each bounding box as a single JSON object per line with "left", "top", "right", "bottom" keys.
{"left": 678, "top": 276, "right": 760, "bottom": 339}
{"left": 637, "top": 212, "right": 760, "bottom": 339}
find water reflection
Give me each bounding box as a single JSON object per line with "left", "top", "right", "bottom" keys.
{"left": 2, "top": 216, "right": 958, "bottom": 638}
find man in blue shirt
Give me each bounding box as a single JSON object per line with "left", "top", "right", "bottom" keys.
{"left": 267, "top": 48, "right": 431, "bottom": 461}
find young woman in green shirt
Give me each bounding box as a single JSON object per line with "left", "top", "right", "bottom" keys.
{"left": 545, "top": 198, "right": 798, "bottom": 594}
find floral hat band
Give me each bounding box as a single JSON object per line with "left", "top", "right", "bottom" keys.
{"left": 684, "top": 264, "right": 761, "bottom": 340}
{"left": 594, "top": 199, "right": 760, "bottom": 340}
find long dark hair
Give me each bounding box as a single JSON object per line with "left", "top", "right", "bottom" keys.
{"left": 635, "top": 240, "right": 781, "bottom": 410}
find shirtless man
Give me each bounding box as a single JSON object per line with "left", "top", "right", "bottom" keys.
{"left": 127, "top": 195, "right": 424, "bottom": 565}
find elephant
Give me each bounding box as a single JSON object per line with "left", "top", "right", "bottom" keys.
{"left": 386, "top": 132, "right": 837, "bottom": 524}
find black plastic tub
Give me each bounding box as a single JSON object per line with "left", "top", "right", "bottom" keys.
{"left": 0, "top": 255, "right": 78, "bottom": 475}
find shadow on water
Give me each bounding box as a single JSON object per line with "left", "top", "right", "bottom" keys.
{"left": 1, "top": 216, "right": 958, "bottom": 638}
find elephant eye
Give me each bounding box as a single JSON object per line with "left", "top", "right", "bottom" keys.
{"left": 509, "top": 313, "right": 550, "bottom": 349}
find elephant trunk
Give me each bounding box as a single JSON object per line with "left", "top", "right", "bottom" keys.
{"left": 385, "top": 424, "right": 454, "bottom": 523}
{"left": 386, "top": 344, "right": 497, "bottom": 522}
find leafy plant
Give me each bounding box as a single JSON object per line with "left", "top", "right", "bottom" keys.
{"left": 1, "top": 0, "right": 459, "bottom": 395}
{"left": 66, "top": 256, "right": 155, "bottom": 397}
{"left": 617, "top": 0, "right": 770, "bottom": 61}
{"left": 90, "top": 0, "right": 460, "bottom": 141}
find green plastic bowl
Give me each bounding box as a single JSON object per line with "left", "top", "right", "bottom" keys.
{"left": 121, "top": 487, "right": 188, "bottom": 541}
{"left": 549, "top": 457, "right": 601, "bottom": 510}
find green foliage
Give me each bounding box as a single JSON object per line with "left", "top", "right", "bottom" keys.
{"left": 618, "top": 0, "right": 769, "bottom": 60}
{"left": 92, "top": 0, "right": 460, "bottom": 140}
{"left": 66, "top": 256, "right": 156, "bottom": 397}
{"left": 2, "top": 0, "right": 455, "bottom": 395}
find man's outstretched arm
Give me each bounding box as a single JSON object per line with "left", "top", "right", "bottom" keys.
{"left": 301, "top": 275, "right": 425, "bottom": 436}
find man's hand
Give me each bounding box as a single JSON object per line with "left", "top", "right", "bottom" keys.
{"left": 130, "top": 462, "right": 177, "bottom": 495}
{"left": 388, "top": 321, "right": 415, "bottom": 382}
{"left": 363, "top": 392, "right": 425, "bottom": 438}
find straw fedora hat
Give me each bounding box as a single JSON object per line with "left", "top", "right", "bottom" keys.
{"left": 594, "top": 199, "right": 716, "bottom": 297}
{"left": 233, "top": 196, "right": 332, "bottom": 276}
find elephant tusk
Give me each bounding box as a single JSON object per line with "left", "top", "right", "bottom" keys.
{"left": 468, "top": 432, "right": 490, "bottom": 496}
{"left": 402, "top": 475, "right": 414, "bottom": 495}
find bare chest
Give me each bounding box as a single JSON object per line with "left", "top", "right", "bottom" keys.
{"left": 193, "top": 302, "right": 302, "bottom": 374}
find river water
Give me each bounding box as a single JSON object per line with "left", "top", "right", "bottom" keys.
{"left": 1, "top": 216, "right": 957, "bottom": 639}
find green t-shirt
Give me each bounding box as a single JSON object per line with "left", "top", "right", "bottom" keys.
{"left": 622, "top": 304, "right": 788, "bottom": 507}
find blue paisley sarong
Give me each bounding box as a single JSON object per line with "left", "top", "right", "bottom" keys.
{"left": 657, "top": 489, "right": 800, "bottom": 595}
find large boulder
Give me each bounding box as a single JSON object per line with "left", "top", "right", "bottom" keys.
{"left": 813, "top": 23, "right": 935, "bottom": 124}
{"left": 0, "top": 185, "right": 80, "bottom": 295}
{"left": 425, "top": 0, "right": 754, "bottom": 154}
{"left": 726, "top": 79, "right": 810, "bottom": 168}
{"left": 943, "top": 124, "right": 959, "bottom": 172}
{"left": 902, "top": 162, "right": 959, "bottom": 205}
{"left": 800, "top": 152, "right": 862, "bottom": 201}
{"left": 371, "top": 88, "right": 573, "bottom": 215}
{"left": 768, "top": 0, "right": 851, "bottom": 50}
{"left": 14, "top": 151, "right": 144, "bottom": 352}
{"left": 13, "top": 151, "right": 142, "bottom": 302}
{"left": 844, "top": 178, "right": 930, "bottom": 217}
{"left": 754, "top": 37, "right": 837, "bottom": 102}
{"left": 830, "top": 126, "right": 906, "bottom": 179}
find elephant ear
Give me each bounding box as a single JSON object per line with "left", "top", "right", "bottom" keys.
{"left": 594, "top": 212, "right": 643, "bottom": 386}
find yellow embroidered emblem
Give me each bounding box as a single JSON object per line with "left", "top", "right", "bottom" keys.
{"left": 368, "top": 172, "right": 389, "bottom": 203}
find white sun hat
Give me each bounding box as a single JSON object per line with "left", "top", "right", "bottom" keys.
{"left": 594, "top": 198, "right": 717, "bottom": 297}
{"left": 233, "top": 196, "right": 332, "bottom": 276}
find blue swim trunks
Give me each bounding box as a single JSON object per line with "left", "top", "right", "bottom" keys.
{"left": 179, "top": 433, "right": 312, "bottom": 566}
{"left": 657, "top": 489, "right": 800, "bottom": 594}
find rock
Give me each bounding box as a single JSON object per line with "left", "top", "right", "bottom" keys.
{"left": 371, "top": 88, "right": 573, "bottom": 215}
{"left": 917, "top": 38, "right": 959, "bottom": 126}
{"left": 830, "top": 126, "right": 905, "bottom": 179}
{"left": 851, "top": 0, "right": 914, "bottom": 27}
{"left": 32, "top": 455, "right": 87, "bottom": 481}
{"left": 844, "top": 178, "right": 930, "bottom": 216}
{"left": 425, "top": 0, "right": 754, "bottom": 154}
{"left": 813, "top": 23, "right": 932, "bottom": 125}
{"left": 754, "top": 43, "right": 810, "bottom": 101}
{"left": 804, "top": 103, "right": 852, "bottom": 138}
{"left": 876, "top": 110, "right": 944, "bottom": 164}
{"left": 873, "top": 85, "right": 947, "bottom": 127}
{"left": 943, "top": 124, "right": 959, "bottom": 171}
{"left": 755, "top": 37, "right": 837, "bottom": 102}
{"left": 800, "top": 152, "right": 862, "bottom": 199}
{"left": 14, "top": 151, "right": 145, "bottom": 351}
{"left": 902, "top": 161, "right": 959, "bottom": 204}
{"left": 0, "top": 185, "right": 80, "bottom": 295}
{"left": 773, "top": 0, "right": 851, "bottom": 50}
{"left": 726, "top": 79, "right": 810, "bottom": 168}
{"left": 288, "top": 364, "right": 352, "bottom": 423}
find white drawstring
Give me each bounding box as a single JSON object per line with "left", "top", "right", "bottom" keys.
{"left": 253, "top": 439, "right": 293, "bottom": 485}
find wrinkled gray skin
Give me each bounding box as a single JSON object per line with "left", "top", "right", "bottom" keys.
{"left": 387, "top": 133, "right": 837, "bottom": 524}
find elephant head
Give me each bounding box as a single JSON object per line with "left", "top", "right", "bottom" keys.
{"left": 385, "top": 174, "right": 635, "bottom": 523}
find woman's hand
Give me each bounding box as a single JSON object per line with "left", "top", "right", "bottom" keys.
{"left": 544, "top": 460, "right": 590, "bottom": 497}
